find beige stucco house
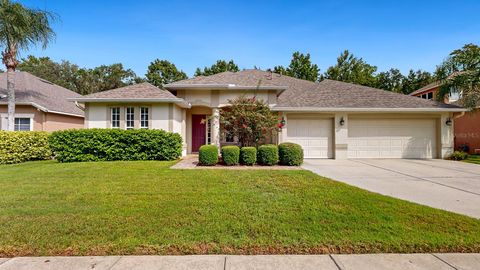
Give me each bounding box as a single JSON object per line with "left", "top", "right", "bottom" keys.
{"left": 71, "top": 70, "right": 464, "bottom": 159}
{"left": 0, "top": 72, "right": 84, "bottom": 131}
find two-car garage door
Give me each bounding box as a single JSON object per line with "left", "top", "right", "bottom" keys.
{"left": 348, "top": 119, "right": 437, "bottom": 158}
{"left": 286, "top": 116, "right": 437, "bottom": 159}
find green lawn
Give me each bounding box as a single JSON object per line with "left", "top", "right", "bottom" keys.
{"left": 465, "top": 154, "right": 480, "bottom": 164}
{"left": 0, "top": 161, "right": 479, "bottom": 257}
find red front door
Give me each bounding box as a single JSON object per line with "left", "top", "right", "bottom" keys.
{"left": 192, "top": 114, "right": 206, "bottom": 152}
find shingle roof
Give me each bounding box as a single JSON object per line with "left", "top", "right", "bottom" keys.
{"left": 80, "top": 82, "right": 178, "bottom": 99}
{"left": 170, "top": 69, "right": 461, "bottom": 110}
{"left": 278, "top": 79, "right": 459, "bottom": 109}
{"left": 169, "top": 69, "right": 306, "bottom": 88}
{"left": 0, "top": 71, "right": 84, "bottom": 116}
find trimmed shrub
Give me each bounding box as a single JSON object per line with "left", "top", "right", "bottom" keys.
{"left": 240, "top": 147, "right": 257, "bottom": 166}
{"left": 257, "top": 144, "right": 278, "bottom": 166}
{"left": 449, "top": 151, "right": 469, "bottom": 161}
{"left": 221, "top": 146, "right": 240, "bottom": 166}
{"left": 49, "top": 128, "right": 182, "bottom": 162}
{"left": 0, "top": 131, "right": 51, "bottom": 164}
{"left": 278, "top": 142, "right": 304, "bottom": 166}
{"left": 199, "top": 145, "right": 218, "bottom": 166}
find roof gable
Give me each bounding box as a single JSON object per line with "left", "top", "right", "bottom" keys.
{"left": 81, "top": 82, "right": 178, "bottom": 99}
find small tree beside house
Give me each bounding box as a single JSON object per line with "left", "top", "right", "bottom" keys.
{"left": 220, "top": 96, "right": 279, "bottom": 147}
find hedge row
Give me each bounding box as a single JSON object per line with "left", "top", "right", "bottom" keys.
{"left": 0, "top": 131, "right": 52, "bottom": 164}
{"left": 198, "top": 143, "right": 303, "bottom": 166}
{"left": 49, "top": 129, "right": 182, "bottom": 162}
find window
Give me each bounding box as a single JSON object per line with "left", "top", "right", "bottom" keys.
{"left": 140, "top": 107, "right": 149, "bottom": 129}
{"left": 111, "top": 107, "right": 120, "bottom": 128}
{"left": 225, "top": 130, "right": 235, "bottom": 143}
{"left": 420, "top": 92, "right": 433, "bottom": 100}
{"left": 125, "top": 107, "right": 135, "bottom": 129}
{"left": 14, "top": 118, "right": 31, "bottom": 131}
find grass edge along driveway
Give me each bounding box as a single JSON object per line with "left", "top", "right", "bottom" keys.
{"left": 0, "top": 160, "right": 479, "bottom": 257}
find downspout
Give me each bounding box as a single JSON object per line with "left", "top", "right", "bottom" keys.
{"left": 75, "top": 101, "right": 85, "bottom": 111}
{"left": 453, "top": 111, "right": 465, "bottom": 119}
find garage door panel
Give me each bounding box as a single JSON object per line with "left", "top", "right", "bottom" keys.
{"left": 286, "top": 118, "right": 333, "bottom": 158}
{"left": 348, "top": 119, "right": 437, "bottom": 159}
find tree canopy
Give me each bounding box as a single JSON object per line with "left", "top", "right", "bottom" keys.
{"left": 323, "top": 50, "right": 378, "bottom": 87}
{"left": 145, "top": 59, "right": 187, "bottom": 88}
{"left": 273, "top": 52, "right": 319, "bottom": 82}
{"left": 18, "top": 55, "right": 141, "bottom": 95}
{"left": 194, "top": 59, "right": 239, "bottom": 76}
{"left": 435, "top": 43, "right": 480, "bottom": 109}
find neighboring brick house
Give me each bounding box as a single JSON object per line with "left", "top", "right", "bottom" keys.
{"left": 0, "top": 72, "right": 84, "bottom": 131}
{"left": 410, "top": 82, "right": 480, "bottom": 154}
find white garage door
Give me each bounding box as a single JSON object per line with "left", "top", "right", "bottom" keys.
{"left": 348, "top": 119, "right": 437, "bottom": 158}
{"left": 286, "top": 118, "right": 333, "bottom": 158}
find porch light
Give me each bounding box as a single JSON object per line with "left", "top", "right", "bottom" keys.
{"left": 340, "top": 117, "right": 345, "bottom": 126}
{"left": 280, "top": 117, "right": 286, "bottom": 126}
{"left": 445, "top": 118, "right": 452, "bottom": 126}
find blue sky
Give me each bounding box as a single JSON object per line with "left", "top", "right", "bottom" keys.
{"left": 19, "top": 0, "right": 480, "bottom": 77}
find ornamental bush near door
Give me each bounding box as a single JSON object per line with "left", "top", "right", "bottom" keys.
{"left": 221, "top": 146, "right": 240, "bottom": 166}
{"left": 257, "top": 144, "right": 279, "bottom": 166}
{"left": 49, "top": 129, "right": 182, "bottom": 162}
{"left": 240, "top": 147, "right": 257, "bottom": 165}
{"left": 0, "top": 131, "right": 52, "bottom": 164}
{"left": 199, "top": 145, "right": 219, "bottom": 166}
{"left": 278, "top": 142, "right": 304, "bottom": 166}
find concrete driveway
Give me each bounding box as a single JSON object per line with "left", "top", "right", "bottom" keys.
{"left": 302, "top": 159, "right": 480, "bottom": 218}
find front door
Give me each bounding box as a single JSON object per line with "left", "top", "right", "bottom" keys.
{"left": 192, "top": 114, "right": 207, "bottom": 152}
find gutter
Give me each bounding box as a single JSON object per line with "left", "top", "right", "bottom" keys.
{"left": 68, "top": 98, "right": 192, "bottom": 109}
{"left": 271, "top": 107, "right": 467, "bottom": 113}
{"left": 0, "top": 101, "right": 84, "bottom": 117}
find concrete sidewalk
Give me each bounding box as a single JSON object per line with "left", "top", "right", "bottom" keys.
{"left": 0, "top": 253, "right": 479, "bottom": 270}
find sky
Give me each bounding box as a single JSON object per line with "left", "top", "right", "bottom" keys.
{"left": 18, "top": 0, "right": 480, "bottom": 77}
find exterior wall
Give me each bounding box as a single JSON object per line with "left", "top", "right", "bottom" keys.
{"left": 43, "top": 113, "right": 84, "bottom": 131}
{"left": 85, "top": 103, "right": 108, "bottom": 128}
{"left": 0, "top": 104, "right": 83, "bottom": 131}
{"left": 455, "top": 109, "right": 480, "bottom": 153}
{"left": 179, "top": 89, "right": 275, "bottom": 108}
{"left": 84, "top": 102, "right": 184, "bottom": 133}
{"left": 151, "top": 104, "right": 170, "bottom": 131}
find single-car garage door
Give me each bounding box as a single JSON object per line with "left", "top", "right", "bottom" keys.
{"left": 286, "top": 117, "right": 333, "bottom": 158}
{"left": 348, "top": 118, "right": 437, "bottom": 158}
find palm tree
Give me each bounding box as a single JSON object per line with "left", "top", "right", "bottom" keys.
{"left": 0, "top": 0, "right": 55, "bottom": 131}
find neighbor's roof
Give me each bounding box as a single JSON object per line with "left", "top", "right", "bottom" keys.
{"left": 0, "top": 71, "right": 84, "bottom": 117}
{"left": 409, "top": 81, "right": 442, "bottom": 96}
{"left": 169, "top": 69, "right": 462, "bottom": 111}
{"left": 70, "top": 82, "right": 191, "bottom": 108}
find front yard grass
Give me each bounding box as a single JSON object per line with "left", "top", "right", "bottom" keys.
{"left": 0, "top": 160, "right": 479, "bottom": 256}
{"left": 465, "top": 154, "right": 480, "bottom": 165}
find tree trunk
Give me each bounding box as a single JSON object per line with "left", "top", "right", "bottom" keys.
{"left": 6, "top": 68, "right": 15, "bottom": 131}
{"left": 2, "top": 46, "right": 18, "bottom": 131}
